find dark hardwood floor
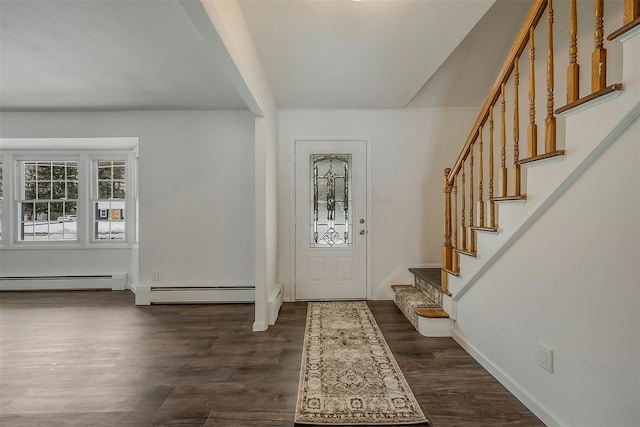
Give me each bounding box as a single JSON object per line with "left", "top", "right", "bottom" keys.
{"left": 0, "top": 291, "right": 543, "bottom": 427}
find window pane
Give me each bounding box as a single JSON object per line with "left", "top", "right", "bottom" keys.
{"left": 94, "top": 200, "right": 125, "bottom": 240}
{"left": 20, "top": 203, "right": 34, "bottom": 240}
{"left": 21, "top": 203, "right": 34, "bottom": 221}
{"left": 24, "top": 163, "right": 36, "bottom": 181}
{"left": 24, "top": 182, "right": 36, "bottom": 200}
{"left": 66, "top": 201, "right": 77, "bottom": 215}
{"left": 52, "top": 163, "right": 66, "bottom": 181}
{"left": 66, "top": 164, "right": 78, "bottom": 180}
{"left": 67, "top": 181, "right": 78, "bottom": 199}
{"left": 51, "top": 202, "right": 63, "bottom": 222}
{"left": 113, "top": 163, "right": 125, "bottom": 179}
{"left": 34, "top": 202, "right": 49, "bottom": 221}
{"left": 96, "top": 222, "right": 111, "bottom": 240}
{"left": 99, "top": 181, "right": 111, "bottom": 199}
{"left": 98, "top": 162, "right": 112, "bottom": 179}
{"left": 113, "top": 181, "right": 125, "bottom": 199}
{"left": 62, "top": 222, "right": 77, "bottom": 240}
{"left": 37, "top": 182, "right": 51, "bottom": 200}
{"left": 37, "top": 164, "right": 51, "bottom": 180}
{"left": 52, "top": 182, "right": 66, "bottom": 199}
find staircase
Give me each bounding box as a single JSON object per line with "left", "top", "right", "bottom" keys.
{"left": 392, "top": 268, "right": 451, "bottom": 337}
{"left": 392, "top": 0, "right": 640, "bottom": 345}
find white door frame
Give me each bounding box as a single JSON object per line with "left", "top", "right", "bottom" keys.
{"left": 289, "top": 137, "right": 372, "bottom": 301}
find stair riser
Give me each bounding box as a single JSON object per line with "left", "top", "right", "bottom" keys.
{"left": 418, "top": 317, "right": 452, "bottom": 337}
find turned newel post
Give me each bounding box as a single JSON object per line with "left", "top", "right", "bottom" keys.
{"left": 441, "top": 168, "right": 453, "bottom": 292}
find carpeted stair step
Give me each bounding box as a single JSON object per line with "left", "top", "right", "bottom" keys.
{"left": 391, "top": 284, "right": 440, "bottom": 330}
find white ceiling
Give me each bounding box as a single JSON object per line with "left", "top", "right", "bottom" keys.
{"left": 0, "top": 0, "right": 247, "bottom": 111}
{"left": 0, "top": 0, "right": 502, "bottom": 112}
{"left": 238, "top": 0, "right": 494, "bottom": 109}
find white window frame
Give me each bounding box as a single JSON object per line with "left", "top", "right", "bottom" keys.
{"left": 13, "top": 152, "right": 83, "bottom": 246}
{"left": 0, "top": 144, "right": 136, "bottom": 249}
{"left": 89, "top": 153, "right": 132, "bottom": 244}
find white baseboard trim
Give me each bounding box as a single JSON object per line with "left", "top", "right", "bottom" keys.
{"left": 253, "top": 321, "right": 267, "bottom": 332}
{"left": 0, "top": 273, "right": 127, "bottom": 291}
{"left": 452, "top": 328, "right": 564, "bottom": 427}
{"left": 268, "top": 286, "right": 283, "bottom": 325}
{"left": 134, "top": 284, "right": 255, "bottom": 305}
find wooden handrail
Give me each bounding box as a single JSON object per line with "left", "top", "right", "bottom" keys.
{"left": 447, "top": 0, "right": 548, "bottom": 183}
{"left": 624, "top": 0, "right": 640, "bottom": 24}
{"left": 441, "top": 0, "right": 625, "bottom": 290}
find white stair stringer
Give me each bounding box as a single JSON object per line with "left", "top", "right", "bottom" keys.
{"left": 448, "top": 33, "right": 640, "bottom": 300}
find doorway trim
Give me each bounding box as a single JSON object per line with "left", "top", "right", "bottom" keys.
{"left": 289, "top": 137, "right": 372, "bottom": 301}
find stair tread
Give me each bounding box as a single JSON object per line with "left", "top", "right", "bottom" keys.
{"left": 416, "top": 308, "right": 450, "bottom": 319}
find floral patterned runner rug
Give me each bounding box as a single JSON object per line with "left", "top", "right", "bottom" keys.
{"left": 295, "top": 301, "right": 428, "bottom": 425}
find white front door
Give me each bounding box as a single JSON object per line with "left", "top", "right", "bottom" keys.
{"left": 295, "top": 140, "right": 367, "bottom": 300}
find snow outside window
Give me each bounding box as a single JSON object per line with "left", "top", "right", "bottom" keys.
{"left": 18, "top": 160, "right": 79, "bottom": 241}
{"left": 93, "top": 160, "right": 126, "bottom": 241}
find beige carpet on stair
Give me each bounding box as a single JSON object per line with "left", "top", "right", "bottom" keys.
{"left": 294, "top": 301, "right": 428, "bottom": 426}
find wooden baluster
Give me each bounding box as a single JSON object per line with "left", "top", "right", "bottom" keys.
{"left": 478, "top": 125, "right": 485, "bottom": 228}
{"left": 469, "top": 144, "right": 475, "bottom": 253}
{"left": 453, "top": 176, "right": 459, "bottom": 273}
{"left": 500, "top": 83, "right": 507, "bottom": 197}
{"left": 567, "top": 0, "right": 580, "bottom": 103}
{"left": 545, "top": 0, "right": 557, "bottom": 153}
{"left": 624, "top": 0, "right": 640, "bottom": 25}
{"left": 442, "top": 168, "right": 453, "bottom": 289}
{"left": 460, "top": 160, "right": 467, "bottom": 252}
{"left": 489, "top": 106, "right": 496, "bottom": 228}
{"left": 513, "top": 57, "right": 521, "bottom": 196}
{"left": 592, "top": 0, "right": 607, "bottom": 92}
{"left": 528, "top": 26, "right": 538, "bottom": 158}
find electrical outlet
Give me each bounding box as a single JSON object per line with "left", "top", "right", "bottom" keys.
{"left": 538, "top": 343, "right": 553, "bottom": 373}
{"left": 152, "top": 270, "right": 160, "bottom": 281}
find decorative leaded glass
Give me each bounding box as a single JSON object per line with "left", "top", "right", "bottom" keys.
{"left": 310, "top": 154, "right": 352, "bottom": 248}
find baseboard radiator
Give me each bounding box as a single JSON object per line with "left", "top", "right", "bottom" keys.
{"left": 135, "top": 284, "right": 255, "bottom": 305}
{"left": 0, "top": 273, "right": 128, "bottom": 291}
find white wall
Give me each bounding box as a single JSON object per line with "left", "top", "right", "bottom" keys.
{"left": 0, "top": 247, "right": 132, "bottom": 281}
{"left": 443, "top": 4, "right": 638, "bottom": 424}
{"left": 277, "top": 108, "right": 477, "bottom": 301}
{"left": 0, "top": 110, "right": 256, "bottom": 291}
{"left": 454, "top": 114, "right": 640, "bottom": 427}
